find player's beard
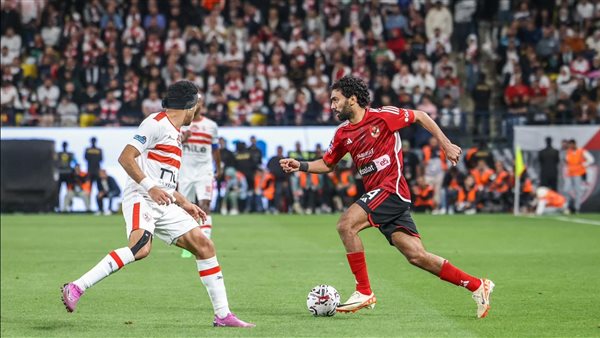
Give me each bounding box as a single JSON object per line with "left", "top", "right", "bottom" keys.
{"left": 335, "top": 101, "right": 353, "bottom": 121}
{"left": 183, "top": 107, "right": 195, "bottom": 126}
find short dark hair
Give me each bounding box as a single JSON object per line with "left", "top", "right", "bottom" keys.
{"left": 331, "top": 76, "right": 370, "bottom": 108}
{"left": 162, "top": 80, "right": 199, "bottom": 110}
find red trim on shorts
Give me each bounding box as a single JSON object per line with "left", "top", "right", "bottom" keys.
{"left": 367, "top": 214, "right": 379, "bottom": 228}
{"left": 186, "top": 139, "right": 211, "bottom": 145}
{"left": 199, "top": 266, "right": 221, "bottom": 277}
{"left": 148, "top": 152, "right": 181, "bottom": 169}
{"left": 109, "top": 251, "right": 124, "bottom": 269}
{"left": 200, "top": 225, "right": 212, "bottom": 229}
{"left": 395, "top": 225, "right": 421, "bottom": 238}
{"left": 368, "top": 191, "right": 389, "bottom": 209}
{"left": 153, "top": 144, "right": 182, "bottom": 156}
{"left": 132, "top": 202, "right": 140, "bottom": 231}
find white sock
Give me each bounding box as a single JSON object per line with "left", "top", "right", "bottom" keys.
{"left": 200, "top": 215, "right": 212, "bottom": 239}
{"left": 197, "top": 256, "right": 229, "bottom": 318}
{"left": 73, "top": 247, "right": 135, "bottom": 290}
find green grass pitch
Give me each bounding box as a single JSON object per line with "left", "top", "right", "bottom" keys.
{"left": 2, "top": 213, "right": 600, "bottom": 337}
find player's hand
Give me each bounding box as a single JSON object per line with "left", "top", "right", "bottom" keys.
{"left": 443, "top": 143, "right": 462, "bottom": 166}
{"left": 182, "top": 202, "right": 207, "bottom": 222}
{"left": 148, "top": 187, "right": 175, "bottom": 206}
{"left": 280, "top": 158, "right": 300, "bottom": 173}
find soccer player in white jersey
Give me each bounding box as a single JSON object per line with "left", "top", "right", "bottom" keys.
{"left": 61, "top": 81, "right": 254, "bottom": 328}
{"left": 178, "top": 94, "right": 222, "bottom": 258}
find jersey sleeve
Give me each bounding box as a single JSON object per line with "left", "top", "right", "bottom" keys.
{"left": 211, "top": 122, "right": 219, "bottom": 145}
{"left": 322, "top": 130, "right": 346, "bottom": 167}
{"left": 128, "top": 118, "right": 158, "bottom": 154}
{"left": 379, "top": 106, "right": 416, "bottom": 132}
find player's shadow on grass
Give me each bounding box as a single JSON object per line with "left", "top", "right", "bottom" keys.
{"left": 31, "top": 320, "right": 75, "bottom": 331}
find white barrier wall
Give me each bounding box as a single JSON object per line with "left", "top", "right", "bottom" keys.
{"left": 1, "top": 126, "right": 337, "bottom": 211}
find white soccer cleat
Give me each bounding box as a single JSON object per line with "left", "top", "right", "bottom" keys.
{"left": 336, "top": 291, "right": 376, "bottom": 313}
{"left": 472, "top": 279, "right": 495, "bottom": 318}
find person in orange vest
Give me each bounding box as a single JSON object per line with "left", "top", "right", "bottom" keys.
{"left": 470, "top": 159, "right": 494, "bottom": 188}
{"left": 336, "top": 168, "right": 358, "bottom": 209}
{"left": 456, "top": 175, "right": 484, "bottom": 215}
{"left": 443, "top": 166, "right": 465, "bottom": 214}
{"left": 63, "top": 164, "right": 91, "bottom": 212}
{"left": 298, "top": 171, "right": 322, "bottom": 214}
{"left": 412, "top": 176, "right": 435, "bottom": 212}
{"left": 253, "top": 168, "right": 271, "bottom": 213}
{"left": 564, "top": 139, "right": 594, "bottom": 213}
{"left": 490, "top": 161, "right": 512, "bottom": 211}
{"left": 422, "top": 137, "right": 447, "bottom": 213}
{"left": 535, "top": 187, "right": 568, "bottom": 215}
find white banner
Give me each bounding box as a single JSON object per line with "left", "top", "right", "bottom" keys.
{"left": 1, "top": 126, "right": 337, "bottom": 211}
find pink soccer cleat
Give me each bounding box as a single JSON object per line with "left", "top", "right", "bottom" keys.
{"left": 61, "top": 283, "right": 84, "bottom": 313}
{"left": 213, "top": 313, "right": 255, "bottom": 328}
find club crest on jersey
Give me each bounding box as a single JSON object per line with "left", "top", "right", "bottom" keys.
{"left": 370, "top": 125, "right": 380, "bottom": 138}
{"left": 143, "top": 212, "right": 151, "bottom": 223}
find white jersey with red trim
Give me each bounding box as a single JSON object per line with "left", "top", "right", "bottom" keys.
{"left": 123, "top": 111, "right": 182, "bottom": 201}
{"left": 180, "top": 117, "right": 218, "bottom": 181}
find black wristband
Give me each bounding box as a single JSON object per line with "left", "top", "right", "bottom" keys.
{"left": 299, "top": 161, "right": 309, "bottom": 172}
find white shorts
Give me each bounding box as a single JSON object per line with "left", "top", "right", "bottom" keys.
{"left": 178, "top": 174, "right": 214, "bottom": 202}
{"left": 122, "top": 194, "right": 198, "bottom": 245}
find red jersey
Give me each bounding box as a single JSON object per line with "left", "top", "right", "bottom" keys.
{"left": 323, "top": 106, "right": 415, "bottom": 202}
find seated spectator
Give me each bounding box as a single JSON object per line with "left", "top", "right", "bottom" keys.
{"left": 95, "top": 169, "right": 121, "bottom": 215}
{"left": 98, "top": 91, "right": 121, "bottom": 126}
{"left": 142, "top": 91, "right": 163, "bottom": 117}
{"left": 489, "top": 161, "right": 512, "bottom": 212}
{"left": 56, "top": 97, "right": 79, "bottom": 127}
{"left": 412, "top": 176, "right": 435, "bottom": 212}
{"left": 221, "top": 167, "right": 248, "bottom": 216}
{"left": 456, "top": 175, "right": 484, "bottom": 215}
{"left": 470, "top": 159, "right": 495, "bottom": 188}
{"left": 63, "top": 164, "right": 91, "bottom": 212}
{"left": 443, "top": 167, "right": 465, "bottom": 214}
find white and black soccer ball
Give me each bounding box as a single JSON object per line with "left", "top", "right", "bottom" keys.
{"left": 306, "top": 285, "right": 340, "bottom": 316}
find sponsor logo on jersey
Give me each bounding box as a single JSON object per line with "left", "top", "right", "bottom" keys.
{"left": 370, "top": 125, "right": 380, "bottom": 138}
{"left": 401, "top": 108, "right": 410, "bottom": 122}
{"left": 356, "top": 148, "right": 374, "bottom": 160}
{"left": 134, "top": 134, "right": 147, "bottom": 144}
{"left": 357, "top": 155, "right": 391, "bottom": 176}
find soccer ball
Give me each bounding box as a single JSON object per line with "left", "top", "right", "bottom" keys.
{"left": 306, "top": 285, "right": 340, "bottom": 316}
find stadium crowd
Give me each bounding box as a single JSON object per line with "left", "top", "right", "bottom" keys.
{"left": 57, "top": 133, "right": 591, "bottom": 216}
{"left": 1, "top": 0, "right": 599, "bottom": 141}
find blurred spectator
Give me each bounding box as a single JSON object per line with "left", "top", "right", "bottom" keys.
{"left": 63, "top": 164, "right": 91, "bottom": 213}
{"left": 534, "top": 187, "right": 568, "bottom": 215}
{"left": 267, "top": 146, "right": 291, "bottom": 213}
{"left": 95, "top": 169, "right": 121, "bottom": 215}
{"left": 422, "top": 137, "right": 446, "bottom": 212}
{"left": 56, "top": 97, "right": 79, "bottom": 126}
{"left": 84, "top": 137, "right": 103, "bottom": 187}
{"left": 538, "top": 137, "right": 560, "bottom": 191}
{"left": 412, "top": 176, "right": 435, "bottom": 212}
{"left": 142, "top": 91, "right": 163, "bottom": 117}
{"left": 564, "top": 139, "right": 594, "bottom": 213}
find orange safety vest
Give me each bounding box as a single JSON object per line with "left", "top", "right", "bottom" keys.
{"left": 565, "top": 148, "right": 586, "bottom": 177}
{"left": 68, "top": 172, "right": 91, "bottom": 192}
{"left": 470, "top": 168, "right": 494, "bottom": 186}
{"left": 340, "top": 170, "right": 357, "bottom": 197}
{"left": 260, "top": 173, "right": 275, "bottom": 200}
{"left": 413, "top": 184, "right": 435, "bottom": 207}
{"left": 460, "top": 185, "right": 483, "bottom": 208}
{"left": 543, "top": 190, "right": 566, "bottom": 208}
{"left": 298, "top": 172, "right": 320, "bottom": 189}
{"left": 491, "top": 170, "right": 510, "bottom": 193}
{"left": 465, "top": 147, "right": 478, "bottom": 163}
{"left": 522, "top": 178, "right": 533, "bottom": 193}
{"left": 422, "top": 145, "right": 448, "bottom": 170}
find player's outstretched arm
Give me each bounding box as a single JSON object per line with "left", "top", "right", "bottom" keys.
{"left": 413, "top": 110, "right": 462, "bottom": 166}
{"left": 280, "top": 158, "right": 334, "bottom": 174}
{"left": 118, "top": 145, "right": 174, "bottom": 205}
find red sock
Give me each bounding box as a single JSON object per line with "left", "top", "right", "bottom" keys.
{"left": 346, "top": 252, "right": 372, "bottom": 295}
{"left": 439, "top": 260, "right": 481, "bottom": 292}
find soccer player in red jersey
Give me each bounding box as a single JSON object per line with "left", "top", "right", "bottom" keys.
{"left": 280, "top": 76, "right": 494, "bottom": 318}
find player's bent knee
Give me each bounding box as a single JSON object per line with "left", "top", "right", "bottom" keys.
{"left": 130, "top": 230, "right": 153, "bottom": 260}
{"left": 134, "top": 245, "right": 152, "bottom": 260}
{"left": 406, "top": 251, "right": 428, "bottom": 267}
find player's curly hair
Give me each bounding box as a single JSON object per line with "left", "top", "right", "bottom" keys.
{"left": 331, "top": 76, "right": 370, "bottom": 108}
{"left": 163, "top": 80, "right": 199, "bottom": 110}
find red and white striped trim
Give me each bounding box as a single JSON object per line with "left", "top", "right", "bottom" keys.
{"left": 153, "top": 144, "right": 182, "bottom": 156}
{"left": 147, "top": 152, "right": 181, "bottom": 169}
{"left": 109, "top": 251, "right": 125, "bottom": 269}
{"left": 199, "top": 266, "right": 221, "bottom": 277}
{"left": 393, "top": 132, "right": 412, "bottom": 203}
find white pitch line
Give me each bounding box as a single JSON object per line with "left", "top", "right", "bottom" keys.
{"left": 553, "top": 216, "right": 600, "bottom": 226}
